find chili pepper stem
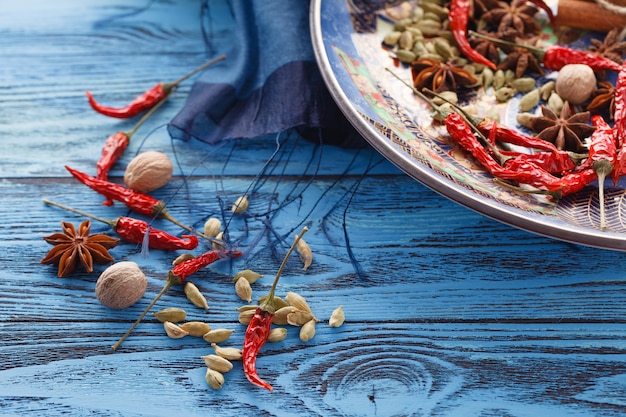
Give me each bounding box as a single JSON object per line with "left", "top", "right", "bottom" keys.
{"left": 161, "top": 54, "right": 227, "bottom": 91}
{"left": 157, "top": 210, "right": 211, "bottom": 239}
{"left": 262, "top": 226, "right": 309, "bottom": 311}
{"left": 492, "top": 178, "right": 561, "bottom": 199}
{"left": 42, "top": 199, "right": 116, "bottom": 228}
{"left": 158, "top": 210, "right": 193, "bottom": 233}
{"left": 468, "top": 30, "right": 545, "bottom": 59}
{"left": 593, "top": 160, "right": 613, "bottom": 231}
{"left": 422, "top": 87, "right": 511, "bottom": 165}
{"left": 111, "top": 273, "right": 180, "bottom": 351}
{"left": 125, "top": 90, "right": 173, "bottom": 138}
{"left": 385, "top": 69, "right": 502, "bottom": 159}
{"left": 385, "top": 68, "right": 449, "bottom": 120}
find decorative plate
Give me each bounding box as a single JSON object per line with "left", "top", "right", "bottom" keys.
{"left": 310, "top": 0, "right": 626, "bottom": 251}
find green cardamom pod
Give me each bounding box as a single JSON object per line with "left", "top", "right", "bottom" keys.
{"left": 201, "top": 354, "right": 233, "bottom": 373}
{"left": 151, "top": 307, "right": 186, "bottom": 323}
{"left": 203, "top": 328, "right": 235, "bottom": 344}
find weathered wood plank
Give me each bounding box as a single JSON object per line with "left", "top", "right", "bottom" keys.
{"left": 2, "top": 0, "right": 626, "bottom": 416}
{"left": 0, "top": 323, "right": 624, "bottom": 416}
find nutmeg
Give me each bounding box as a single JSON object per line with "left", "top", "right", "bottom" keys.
{"left": 95, "top": 261, "right": 147, "bottom": 309}
{"left": 555, "top": 64, "right": 596, "bottom": 105}
{"left": 124, "top": 151, "right": 173, "bottom": 193}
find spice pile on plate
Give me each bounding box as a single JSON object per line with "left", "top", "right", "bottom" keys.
{"left": 383, "top": 0, "right": 626, "bottom": 231}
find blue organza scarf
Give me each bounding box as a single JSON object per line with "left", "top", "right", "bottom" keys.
{"left": 167, "top": 0, "right": 364, "bottom": 148}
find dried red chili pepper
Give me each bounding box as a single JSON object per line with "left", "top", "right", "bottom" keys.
{"left": 612, "top": 62, "right": 626, "bottom": 184}
{"left": 478, "top": 119, "right": 558, "bottom": 152}
{"left": 445, "top": 113, "right": 564, "bottom": 190}
{"left": 114, "top": 218, "right": 197, "bottom": 250}
{"left": 42, "top": 199, "right": 198, "bottom": 251}
{"left": 243, "top": 226, "right": 309, "bottom": 391}
{"left": 86, "top": 54, "right": 226, "bottom": 118}
{"left": 542, "top": 45, "right": 622, "bottom": 72}
{"left": 416, "top": 83, "right": 559, "bottom": 154}
{"left": 587, "top": 114, "right": 617, "bottom": 230}
{"left": 65, "top": 165, "right": 192, "bottom": 232}
{"left": 470, "top": 31, "right": 621, "bottom": 72}
{"left": 555, "top": 168, "right": 598, "bottom": 196}
{"left": 97, "top": 91, "right": 173, "bottom": 206}
{"left": 449, "top": 0, "right": 497, "bottom": 70}
{"left": 388, "top": 69, "right": 591, "bottom": 195}
{"left": 499, "top": 150, "right": 577, "bottom": 174}
{"left": 112, "top": 248, "right": 243, "bottom": 351}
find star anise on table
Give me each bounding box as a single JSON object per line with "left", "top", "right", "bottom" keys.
{"left": 480, "top": 0, "right": 541, "bottom": 38}
{"left": 587, "top": 80, "right": 616, "bottom": 116}
{"left": 41, "top": 219, "right": 119, "bottom": 277}
{"left": 588, "top": 28, "right": 626, "bottom": 64}
{"left": 410, "top": 58, "right": 477, "bottom": 93}
{"left": 528, "top": 102, "right": 595, "bottom": 152}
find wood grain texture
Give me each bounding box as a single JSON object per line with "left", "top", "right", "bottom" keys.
{"left": 1, "top": 1, "right": 626, "bottom": 416}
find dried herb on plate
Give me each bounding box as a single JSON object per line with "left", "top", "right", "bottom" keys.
{"left": 411, "top": 58, "right": 477, "bottom": 93}
{"left": 480, "top": 0, "right": 541, "bottom": 36}
{"left": 528, "top": 103, "right": 595, "bottom": 152}
{"left": 587, "top": 28, "right": 626, "bottom": 65}
{"left": 497, "top": 39, "right": 545, "bottom": 78}
{"left": 41, "top": 219, "right": 119, "bottom": 277}
{"left": 587, "top": 80, "right": 616, "bottom": 116}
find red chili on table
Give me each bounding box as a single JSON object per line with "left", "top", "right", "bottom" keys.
{"left": 114, "top": 218, "right": 198, "bottom": 250}
{"left": 111, "top": 249, "right": 243, "bottom": 351}
{"left": 42, "top": 199, "right": 198, "bottom": 251}
{"left": 170, "top": 249, "right": 243, "bottom": 282}
{"left": 96, "top": 91, "right": 172, "bottom": 206}
{"left": 86, "top": 54, "right": 226, "bottom": 118}
{"left": 65, "top": 165, "right": 192, "bottom": 232}
{"left": 449, "top": 0, "right": 497, "bottom": 70}
{"left": 243, "top": 226, "right": 309, "bottom": 391}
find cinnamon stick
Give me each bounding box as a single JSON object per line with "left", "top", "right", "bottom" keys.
{"left": 555, "top": 0, "right": 626, "bottom": 32}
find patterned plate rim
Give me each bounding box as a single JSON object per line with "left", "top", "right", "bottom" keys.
{"left": 309, "top": 0, "right": 626, "bottom": 251}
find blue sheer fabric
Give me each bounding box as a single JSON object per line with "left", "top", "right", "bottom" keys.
{"left": 167, "top": 0, "right": 364, "bottom": 148}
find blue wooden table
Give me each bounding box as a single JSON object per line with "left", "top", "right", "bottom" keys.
{"left": 1, "top": 1, "right": 626, "bottom": 416}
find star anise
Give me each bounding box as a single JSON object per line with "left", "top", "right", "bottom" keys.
{"left": 587, "top": 80, "right": 616, "bottom": 116}
{"left": 469, "top": 31, "right": 501, "bottom": 65}
{"left": 410, "top": 58, "right": 477, "bottom": 93}
{"left": 588, "top": 28, "right": 626, "bottom": 65}
{"left": 529, "top": 102, "right": 595, "bottom": 152}
{"left": 41, "top": 220, "right": 119, "bottom": 277}
{"left": 481, "top": 0, "right": 541, "bottom": 38}
{"left": 497, "top": 40, "right": 545, "bottom": 78}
